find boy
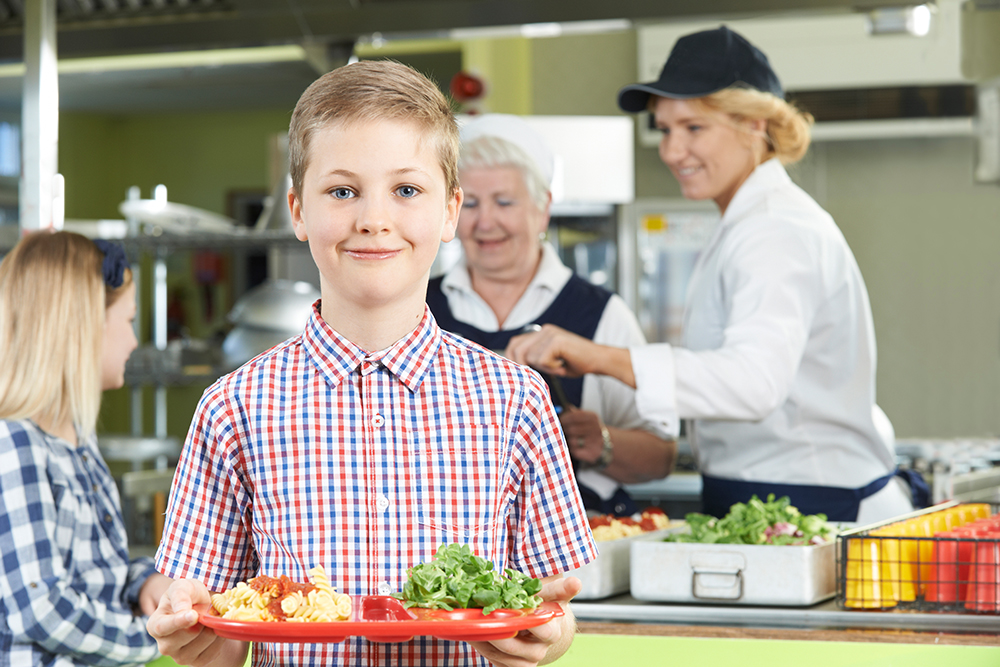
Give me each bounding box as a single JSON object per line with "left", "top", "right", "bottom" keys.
{"left": 146, "top": 60, "right": 597, "bottom": 667}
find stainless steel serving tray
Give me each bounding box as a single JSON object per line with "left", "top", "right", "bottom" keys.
{"left": 570, "top": 526, "right": 684, "bottom": 600}
{"left": 630, "top": 537, "right": 836, "bottom": 607}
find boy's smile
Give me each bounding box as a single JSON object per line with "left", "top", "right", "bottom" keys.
{"left": 289, "top": 118, "right": 461, "bottom": 344}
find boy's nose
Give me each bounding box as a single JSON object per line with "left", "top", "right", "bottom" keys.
{"left": 356, "top": 196, "right": 391, "bottom": 234}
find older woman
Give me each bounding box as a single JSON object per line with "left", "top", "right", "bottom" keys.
{"left": 507, "top": 27, "right": 924, "bottom": 524}
{"left": 427, "top": 114, "right": 675, "bottom": 516}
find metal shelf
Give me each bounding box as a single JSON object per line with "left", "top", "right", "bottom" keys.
{"left": 121, "top": 229, "right": 300, "bottom": 253}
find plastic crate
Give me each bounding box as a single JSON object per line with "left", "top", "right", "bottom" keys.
{"left": 836, "top": 501, "right": 1000, "bottom": 613}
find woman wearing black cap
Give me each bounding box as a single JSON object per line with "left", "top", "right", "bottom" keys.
{"left": 508, "top": 26, "right": 925, "bottom": 524}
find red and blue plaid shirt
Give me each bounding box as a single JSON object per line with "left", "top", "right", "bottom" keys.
{"left": 155, "top": 304, "right": 596, "bottom": 666}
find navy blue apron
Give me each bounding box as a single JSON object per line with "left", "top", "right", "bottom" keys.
{"left": 427, "top": 274, "right": 637, "bottom": 515}
{"left": 427, "top": 274, "right": 612, "bottom": 408}
{"left": 701, "top": 468, "right": 930, "bottom": 522}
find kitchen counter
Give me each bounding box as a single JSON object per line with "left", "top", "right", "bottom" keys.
{"left": 571, "top": 594, "right": 999, "bottom": 646}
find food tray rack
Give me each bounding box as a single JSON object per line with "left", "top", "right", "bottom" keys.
{"left": 836, "top": 500, "right": 1000, "bottom": 613}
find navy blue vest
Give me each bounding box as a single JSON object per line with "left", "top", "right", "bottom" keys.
{"left": 426, "top": 273, "right": 613, "bottom": 407}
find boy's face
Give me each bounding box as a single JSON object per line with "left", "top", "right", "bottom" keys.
{"left": 289, "top": 118, "right": 461, "bottom": 314}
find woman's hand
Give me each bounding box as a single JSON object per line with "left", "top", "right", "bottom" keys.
{"left": 137, "top": 572, "right": 174, "bottom": 617}
{"left": 146, "top": 579, "right": 248, "bottom": 667}
{"left": 506, "top": 324, "right": 636, "bottom": 388}
{"left": 468, "top": 575, "right": 582, "bottom": 667}
{"left": 505, "top": 324, "right": 596, "bottom": 377}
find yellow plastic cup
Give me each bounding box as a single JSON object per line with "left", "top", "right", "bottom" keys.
{"left": 969, "top": 503, "right": 992, "bottom": 521}
{"left": 844, "top": 532, "right": 899, "bottom": 609}
{"left": 880, "top": 524, "right": 918, "bottom": 602}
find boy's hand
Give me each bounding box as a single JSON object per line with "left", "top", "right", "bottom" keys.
{"left": 468, "top": 574, "right": 582, "bottom": 667}
{"left": 146, "top": 578, "right": 248, "bottom": 667}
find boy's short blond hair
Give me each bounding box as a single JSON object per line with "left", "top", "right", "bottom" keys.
{"left": 289, "top": 60, "right": 460, "bottom": 198}
{"left": 0, "top": 231, "right": 133, "bottom": 434}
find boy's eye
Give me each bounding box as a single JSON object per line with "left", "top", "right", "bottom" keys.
{"left": 395, "top": 185, "right": 419, "bottom": 198}
{"left": 331, "top": 187, "right": 355, "bottom": 200}
{"left": 497, "top": 198, "right": 514, "bottom": 207}
{"left": 462, "top": 198, "right": 479, "bottom": 209}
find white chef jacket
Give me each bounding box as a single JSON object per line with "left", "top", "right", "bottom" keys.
{"left": 439, "top": 242, "right": 670, "bottom": 499}
{"left": 629, "top": 159, "right": 912, "bottom": 523}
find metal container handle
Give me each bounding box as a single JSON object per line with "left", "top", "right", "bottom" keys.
{"left": 691, "top": 567, "right": 744, "bottom": 600}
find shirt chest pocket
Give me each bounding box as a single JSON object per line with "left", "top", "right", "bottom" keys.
{"left": 415, "top": 423, "right": 506, "bottom": 538}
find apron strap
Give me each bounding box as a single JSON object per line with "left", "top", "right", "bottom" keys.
{"left": 700, "top": 470, "right": 897, "bottom": 522}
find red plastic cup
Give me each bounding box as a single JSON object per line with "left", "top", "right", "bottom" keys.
{"left": 927, "top": 530, "right": 961, "bottom": 604}
{"left": 965, "top": 530, "right": 1000, "bottom": 613}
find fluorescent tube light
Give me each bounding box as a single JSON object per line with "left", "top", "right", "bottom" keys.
{"left": 867, "top": 4, "right": 934, "bottom": 36}
{"left": 0, "top": 44, "right": 307, "bottom": 79}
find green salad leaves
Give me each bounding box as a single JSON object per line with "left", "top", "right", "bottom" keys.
{"left": 666, "top": 494, "right": 837, "bottom": 546}
{"left": 395, "top": 543, "right": 543, "bottom": 614}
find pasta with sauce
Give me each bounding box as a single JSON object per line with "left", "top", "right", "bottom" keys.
{"left": 210, "top": 566, "right": 352, "bottom": 622}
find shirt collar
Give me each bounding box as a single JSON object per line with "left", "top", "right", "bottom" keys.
{"left": 440, "top": 241, "right": 571, "bottom": 296}
{"left": 301, "top": 300, "right": 442, "bottom": 393}
{"left": 721, "top": 157, "right": 790, "bottom": 226}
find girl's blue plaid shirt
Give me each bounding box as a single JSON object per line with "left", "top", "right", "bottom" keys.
{"left": 0, "top": 420, "right": 160, "bottom": 666}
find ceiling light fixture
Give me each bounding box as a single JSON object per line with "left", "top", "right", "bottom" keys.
{"left": 0, "top": 44, "right": 308, "bottom": 79}
{"left": 450, "top": 19, "right": 631, "bottom": 41}
{"left": 867, "top": 4, "right": 934, "bottom": 36}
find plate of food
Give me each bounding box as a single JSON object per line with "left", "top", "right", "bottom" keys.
{"left": 197, "top": 545, "right": 563, "bottom": 643}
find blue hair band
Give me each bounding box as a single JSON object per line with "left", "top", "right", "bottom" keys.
{"left": 92, "top": 239, "right": 128, "bottom": 289}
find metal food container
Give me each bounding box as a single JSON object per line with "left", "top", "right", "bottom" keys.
{"left": 570, "top": 527, "right": 682, "bottom": 600}
{"left": 630, "top": 538, "right": 836, "bottom": 606}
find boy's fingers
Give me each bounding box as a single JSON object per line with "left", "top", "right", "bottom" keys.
{"left": 147, "top": 608, "right": 200, "bottom": 639}
{"left": 539, "top": 576, "right": 582, "bottom": 604}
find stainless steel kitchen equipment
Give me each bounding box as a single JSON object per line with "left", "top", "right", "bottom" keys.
{"left": 630, "top": 537, "right": 836, "bottom": 606}
{"left": 221, "top": 278, "right": 320, "bottom": 369}
{"left": 617, "top": 198, "right": 720, "bottom": 344}
{"left": 570, "top": 527, "right": 682, "bottom": 600}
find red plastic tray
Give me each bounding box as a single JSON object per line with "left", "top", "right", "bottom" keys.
{"left": 197, "top": 596, "right": 563, "bottom": 643}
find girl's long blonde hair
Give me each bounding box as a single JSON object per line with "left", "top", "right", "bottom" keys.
{"left": 693, "top": 87, "right": 815, "bottom": 165}
{"left": 0, "top": 231, "right": 132, "bottom": 436}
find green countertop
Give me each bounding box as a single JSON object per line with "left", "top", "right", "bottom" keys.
{"left": 147, "top": 634, "right": 999, "bottom": 667}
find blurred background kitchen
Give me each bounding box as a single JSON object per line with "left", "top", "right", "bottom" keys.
{"left": 2, "top": 0, "right": 1000, "bottom": 547}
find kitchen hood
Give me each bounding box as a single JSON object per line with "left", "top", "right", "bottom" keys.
{"left": 634, "top": 0, "right": 1000, "bottom": 181}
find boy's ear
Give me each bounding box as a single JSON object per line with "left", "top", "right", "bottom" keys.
{"left": 441, "top": 186, "right": 463, "bottom": 243}
{"left": 288, "top": 188, "right": 308, "bottom": 242}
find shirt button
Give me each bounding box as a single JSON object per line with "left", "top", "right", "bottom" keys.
{"left": 376, "top": 495, "right": 389, "bottom": 511}
{"left": 92, "top": 484, "right": 99, "bottom": 493}
{"left": 378, "top": 582, "right": 391, "bottom": 595}
{"left": 104, "top": 513, "right": 113, "bottom": 523}
{"left": 372, "top": 414, "right": 384, "bottom": 428}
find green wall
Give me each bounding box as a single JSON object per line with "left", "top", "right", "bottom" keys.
{"left": 61, "top": 109, "right": 290, "bottom": 220}
{"left": 60, "top": 109, "right": 292, "bottom": 439}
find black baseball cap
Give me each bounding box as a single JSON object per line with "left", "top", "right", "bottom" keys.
{"left": 618, "top": 26, "right": 784, "bottom": 112}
